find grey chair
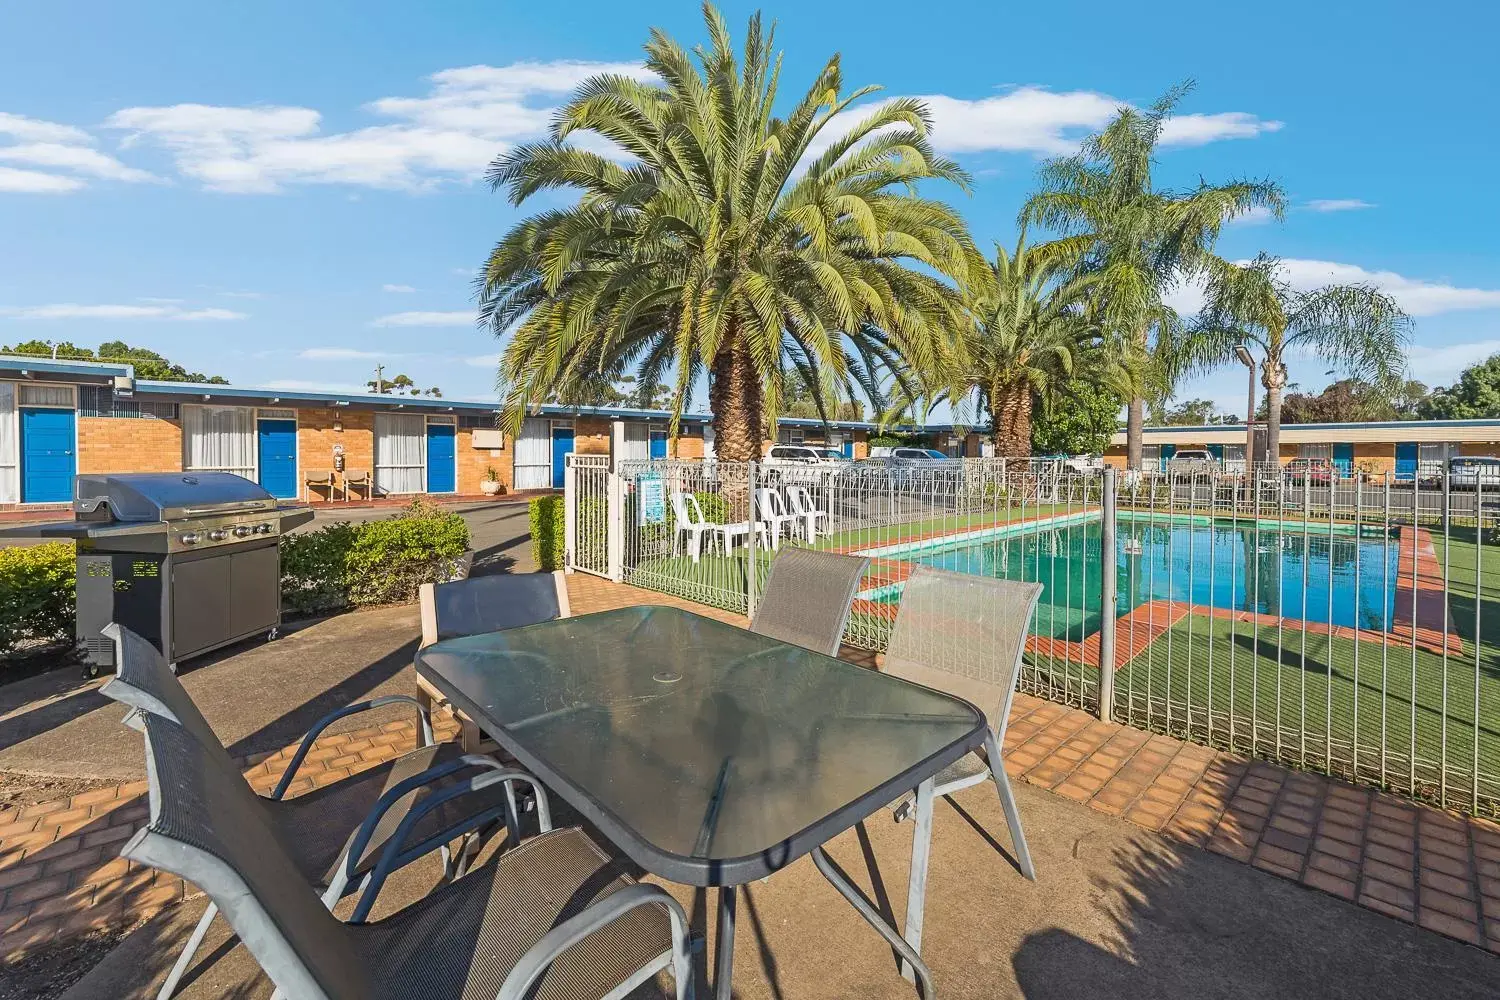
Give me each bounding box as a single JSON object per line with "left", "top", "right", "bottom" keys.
{"left": 749, "top": 548, "right": 870, "bottom": 656}
{"left": 417, "top": 572, "right": 570, "bottom": 750}
{"left": 883, "top": 566, "right": 1042, "bottom": 880}
{"left": 124, "top": 712, "right": 692, "bottom": 1000}
{"left": 99, "top": 624, "right": 512, "bottom": 999}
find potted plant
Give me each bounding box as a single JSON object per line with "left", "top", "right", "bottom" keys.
{"left": 480, "top": 467, "right": 503, "bottom": 496}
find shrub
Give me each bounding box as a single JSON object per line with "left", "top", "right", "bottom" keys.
{"left": 530, "top": 495, "right": 565, "bottom": 570}
{"left": 0, "top": 542, "right": 75, "bottom": 656}
{"left": 280, "top": 499, "right": 471, "bottom": 614}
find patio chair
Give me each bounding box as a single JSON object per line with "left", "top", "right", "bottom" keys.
{"left": 750, "top": 548, "right": 870, "bottom": 656}
{"left": 753, "top": 487, "right": 801, "bottom": 550}
{"left": 417, "top": 572, "right": 570, "bottom": 750}
{"left": 98, "top": 624, "right": 514, "bottom": 1000}
{"left": 784, "top": 485, "right": 830, "bottom": 542}
{"left": 670, "top": 490, "right": 718, "bottom": 563}
{"left": 304, "top": 469, "right": 335, "bottom": 502}
{"left": 124, "top": 712, "right": 692, "bottom": 1000}
{"left": 343, "top": 468, "right": 373, "bottom": 502}
{"left": 883, "top": 566, "right": 1041, "bottom": 880}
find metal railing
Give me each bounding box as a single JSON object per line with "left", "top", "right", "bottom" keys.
{"left": 563, "top": 454, "right": 611, "bottom": 577}
{"left": 569, "top": 457, "right": 1500, "bottom": 816}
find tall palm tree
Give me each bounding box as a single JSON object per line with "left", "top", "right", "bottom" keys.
{"left": 1181, "top": 253, "right": 1411, "bottom": 459}
{"left": 1021, "top": 83, "right": 1285, "bottom": 471}
{"left": 882, "top": 232, "right": 1134, "bottom": 457}
{"left": 479, "top": 4, "right": 975, "bottom": 461}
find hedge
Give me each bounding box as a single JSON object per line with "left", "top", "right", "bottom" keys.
{"left": 0, "top": 542, "right": 75, "bottom": 656}
{"left": 530, "top": 495, "right": 565, "bottom": 571}
{"left": 279, "top": 499, "right": 470, "bottom": 614}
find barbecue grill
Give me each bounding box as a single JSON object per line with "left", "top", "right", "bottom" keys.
{"left": 3, "top": 473, "right": 313, "bottom": 673}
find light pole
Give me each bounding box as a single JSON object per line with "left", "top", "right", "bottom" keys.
{"left": 1234, "top": 344, "right": 1256, "bottom": 476}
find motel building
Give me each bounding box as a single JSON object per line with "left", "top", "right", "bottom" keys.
{"left": 1104, "top": 420, "right": 1500, "bottom": 478}
{"left": 0, "top": 355, "right": 897, "bottom": 510}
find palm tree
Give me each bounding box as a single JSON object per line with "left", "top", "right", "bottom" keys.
{"left": 1181, "top": 253, "right": 1411, "bottom": 459}
{"left": 479, "top": 4, "right": 975, "bottom": 461}
{"left": 1021, "top": 83, "right": 1285, "bottom": 471}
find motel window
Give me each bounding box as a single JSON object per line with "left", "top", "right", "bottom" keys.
{"left": 1298, "top": 443, "right": 1333, "bottom": 461}
{"left": 620, "top": 422, "right": 651, "bottom": 463}
{"left": 513, "top": 418, "right": 553, "bottom": 491}
{"left": 0, "top": 383, "right": 15, "bottom": 504}
{"left": 182, "top": 404, "right": 255, "bottom": 479}
{"left": 1141, "top": 445, "right": 1160, "bottom": 467}
{"left": 17, "top": 384, "right": 74, "bottom": 408}
{"left": 373, "top": 413, "right": 426, "bottom": 495}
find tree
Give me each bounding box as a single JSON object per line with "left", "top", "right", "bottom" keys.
{"left": 1420, "top": 356, "right": 1500, "bottom": 419}
{"left": 2, "top": 339, "right": 227, "bottom": 383}
{"left": 1022, "top": 83, "right": 1284, "bottom": 471}
{"left": 1149, "top": 397, "right": 1234, "bottom": 425}
{"left": 367, "top": 372, "right": 441, "bottom": 396}
{"left": 480, "top": 4, "right": 974, "bottom": 461}
{"left": 1031, "top": 379, "right": 1123, "bottom": 455}
{"left": 1181, "top": 253, "right": 1411, "bottom": 456}
{"left": 1270, "top": 378, "right": 1423, "bottom": 423}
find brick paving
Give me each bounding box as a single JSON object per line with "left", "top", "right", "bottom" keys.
{"left": 1, "top": 571, "right": 1497, "bottom": 963}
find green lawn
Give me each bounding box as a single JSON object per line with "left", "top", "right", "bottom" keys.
{"left": 812, "top": 503, "right": 1076, "bottom": 552}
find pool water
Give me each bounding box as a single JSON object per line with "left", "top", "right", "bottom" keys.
{"left": 884, "top": 515, "right": 1400, "bottom": 640}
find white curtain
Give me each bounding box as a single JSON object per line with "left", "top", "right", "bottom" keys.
{"left": 182, "top": 405, "right": 255, "bottom": 478}
{"left": 514, "top": 418, "right": 552, "bottom": 490}
{"left": 702, "top": 425, "right": 715, "bottom": 460}
{"left": 620, "top": 422, "right": 650, "bottom": 463}
{"left": 18, "top": 385, "right": 73, "bottom": 407}
{"left": 0, "top": 383, "right": 15, "bottom": 504}
{"left": 375, "top": 413, "right": 426, "bottom": 494}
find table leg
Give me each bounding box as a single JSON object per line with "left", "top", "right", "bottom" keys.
{"left": 811, "top": 846, "right": 936, "bottom": 998}
{"left": 901, "top": 777, "right": 935, "bottom": 984}
{"left": 714, "top": 885, "right": 737, "bottom": 1000}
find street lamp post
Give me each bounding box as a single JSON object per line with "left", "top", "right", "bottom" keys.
{"left": 1234, "top": 344, "right": 1256, "bottom": 476}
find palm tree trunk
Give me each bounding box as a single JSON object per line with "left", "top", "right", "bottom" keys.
{"left": 1262, "top": 357, "right": 1287, "bottom": 466}
{"left": 1126, "top": 396, "right": 1144, "bottom": 471}
{"left": 990, "top": 381, "right": 1033, "bottom": 458}
{"left": 708, "top": 331, "right": 764, "bottom": 464}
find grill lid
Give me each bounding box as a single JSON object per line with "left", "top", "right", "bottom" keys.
{"left": 74, "top": 473, "right": 279, "bottom": 522}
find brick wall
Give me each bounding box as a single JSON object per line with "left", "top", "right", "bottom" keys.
{"left": 1355, "top": 442, "right": 1395, "bottom": 475}
{"left": 457, "top": 427, "right": 513, "bottom": 494}
{"left": 297, "top": 409, "right": 374, "bottom": 501}
{"left": 575, "top": 417, "right": 611, "bottom": 456}
{"left": 76, "top": 416, "right": 182, "bottom": 474}
{"left": 852, "top": 430, "right": 869, "bottom": 459}
{"left": 673, "top": 429, "right": 705, "bottom": 459}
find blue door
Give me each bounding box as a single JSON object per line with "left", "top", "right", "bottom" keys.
{"left": 649, "top": 429, "right": 668, "bottom": 460}
{"left": 256, "top": 419, "right": 297, "bottom": 498}
{"left": 1207, "top": 444, "right": 1224, "bottom": 462}
{"left": 551, "top": 426, "right": 574, "bottom": 488}
{"left": 20, "top": 408, "right": 75, "bottom": 503}
{"left": 1159, "top": 444, "right": 1176, "bottom": 471}
{"left": 425, "top": 423, "right": 456, "bottom": 493}
{"left": 841, "top": 439, "right": 854, "bottom": 459}
{"left": 1395, "top": 442, "right": 1418, "bottom": 481}
{"left": 1332, "top": 442, "right": 1354, "bottom": 476}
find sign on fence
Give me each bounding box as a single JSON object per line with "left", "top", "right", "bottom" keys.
{"left": 638, "top": 473, "right": 666, "bottom": 525}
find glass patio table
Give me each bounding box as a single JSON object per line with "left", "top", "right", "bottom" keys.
{"left": 415, "top": 604, "right": 987, "bottom": 998}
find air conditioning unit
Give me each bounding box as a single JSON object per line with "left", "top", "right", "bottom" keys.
{"left": 471, "top": 428, "right": 504, "bottom": 449}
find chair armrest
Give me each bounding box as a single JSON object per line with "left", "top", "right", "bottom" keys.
{"left": 497, "top": 883, "right": 692, "bottom": 1000}
{"left": 349, "top": 761, "right": 552, "bottom": 923}
{"left": 270, "top": 695, "right": 434, "bottom": 801}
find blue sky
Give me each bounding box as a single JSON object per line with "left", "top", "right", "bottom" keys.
{"left": 2, "top": 1, "right": 1497, "bottom": 417}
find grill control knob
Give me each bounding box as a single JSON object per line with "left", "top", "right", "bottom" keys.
{"left": 207, "top": 529, "right": 228, "bottom": 542}
{"left": 254, "top": 523, "right": 273, "bottom": 534}
{"left": 233, "top": 525, "right": 252, "bottom": 538}
{"left": 179, "top": 532, "right": 201, "bottom": 545}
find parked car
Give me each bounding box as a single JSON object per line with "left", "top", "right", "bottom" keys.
{"left": 1283, "top": 457, "right": 1335, "bottom": 486}
{"left": 1064, "top": 454, "right": 1104, "bottom": 474}
{"left": 764, "top": 445, "right": 847, "bottom": 467}
{"left": 1166, "top": 448, "right": 1219, "bottom": 478}
{"left": 889, "top": 447, "right": 953, "bottom": 462}
{"left": 1446, "top": 455, "right": 1500, "bottom": 490}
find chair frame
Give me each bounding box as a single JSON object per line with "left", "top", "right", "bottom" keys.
{"left": 885, "top": 567, "right": 1042, "bottom": 881}
{"left": 670, "top": 491, "right": 718, "bottom": 563}
{"left": 783, "top": 485, "right": 830, "bottom": 542}
{"left": 753, "top": 487, "right": 800, "bottom": 550}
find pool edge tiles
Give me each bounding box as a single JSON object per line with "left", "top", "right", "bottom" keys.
{"left": 852, "top": 508, "right": 1101, "bottom": 562}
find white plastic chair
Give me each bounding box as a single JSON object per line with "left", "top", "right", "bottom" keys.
{"left": 670, "top": 491, "right": 718, "bottom": 563}
{"left": 754, "top": 487, "right": 800, "bottom": 550}
{"left": 785, "top": 485, "right": 830, "bottom": 542}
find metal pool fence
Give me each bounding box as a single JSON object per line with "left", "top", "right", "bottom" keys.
{"left": 566, "top": 457, "right": 1500, "bottom": 816}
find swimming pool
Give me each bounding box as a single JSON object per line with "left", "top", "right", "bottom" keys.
{"left": 867, "top": 513, "right": 1401, "bottom": 640}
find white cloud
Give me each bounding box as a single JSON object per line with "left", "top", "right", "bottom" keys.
{"left": 105, "top": 60, "right": 651, "bottom": 193}
{"left": 0, "top": 303, "right": 246, "bottom": 321}
{"left": 0, "top": 112, "right": 156, "bottom": 191}
{"left": 888, "top": 86, "right": 1281, "bottom": 157}
{"left": 372, "top": 310, "right": 474, "bottom": 327}
{"left": 1406, "top": 340, "right": 1500, "bottom": 385}
{"left": 464, "top": 353, "right": 502, "bottom": 368}
{"left": 1306, "top": 198, "right": 1374, "bottom": 212}
{"left": 136, "top": 297, "right": 184, "bottom": 305}
{"left": 1165, "top": 259, "right": 1500, "bottom": 319}
{"left": 1228, "top": 205, "right": 1276, "bottom": 226}
{"left": 219, "top": 290, "right": 263, "bottom": 299}
{"left": 382, "top": 283, "right": 416, "bottom": 293}
{"left": 262, "top": 379, "right": 375, "bottom": 394}
{"left": 0, "top": 165, "right": 84, "bottom": 193}
{"left": 299, "top": 347, "right": 385, "bottom": 360}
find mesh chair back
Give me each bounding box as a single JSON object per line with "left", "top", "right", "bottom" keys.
{"left": 750, "top": 549, "right": 870, "bottom": 655}
{"left": 883, "top": 567, "right": 1042, "bottom": 728}
{"left": 101, "top": 624, "right": 225, "bottom": 756}
{"left": 129, "top": 714, "right": 367, "bottom": 1000}
{"left": 423, "top": 573, "right": 564, "bottom": 647}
